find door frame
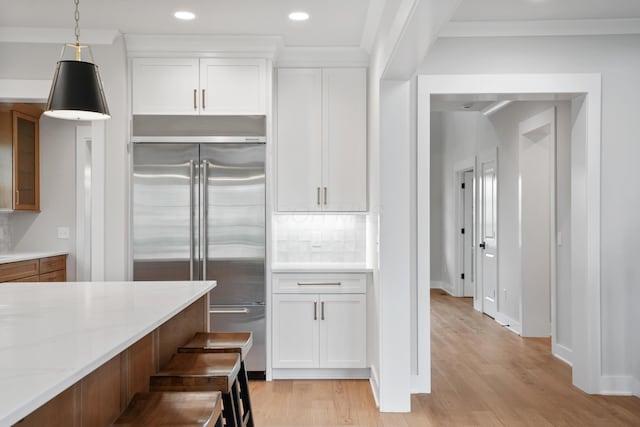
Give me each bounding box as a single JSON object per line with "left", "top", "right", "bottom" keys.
{"left": 416, "top": 73, "right": 602, "bottom": 394}
{"left": 453, "top": 157, "right": 476, "bottom": 299}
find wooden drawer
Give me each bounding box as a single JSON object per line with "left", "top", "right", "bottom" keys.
{"left": 13, "top": 275, "right": 39, "bottom": 282}
{"left": 39, "top": 269, "right": 66, "bottom": 282}
{"left": 40, "top": 255, "right": 66, "bottom": 274}
{"left": 273, "top": 273, "right": 367, "bottom": 294}
{"left": 0, "top": 259, "right": 39, "bottom": 282}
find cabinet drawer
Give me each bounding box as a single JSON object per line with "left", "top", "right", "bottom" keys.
{"left": 0, "top": 259, "right": 39, "bottom": 282}
{"left": 39, "top": 270, "right": 66, "bottom": 282}
{"left": 13, "top": 275, "right": 39, "bottom": 282}
{"left": 40, "top": 255, "right": 66, "bottom": 274}
{"left": 273, "top": 273, "right": 366, "bottom": 294}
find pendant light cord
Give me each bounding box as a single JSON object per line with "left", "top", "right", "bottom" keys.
{"left": 74, "top": 0, "right": 81, "bottom": 60}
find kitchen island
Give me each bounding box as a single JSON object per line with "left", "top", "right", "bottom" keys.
{"left": 0, "top": 280, "right": 215, "bottom": 426}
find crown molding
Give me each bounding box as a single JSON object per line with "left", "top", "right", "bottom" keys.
{"left": 125, "top": 34, "right": 283, "bottom": 59}
{"left": 276, "top": 46, "right": 369, "bottom": 68}
{"left": 440, "top": 18, "right": 640, "bottom": 38}
{"left": 0, "top": 27, "right": 120, "bottom": 45}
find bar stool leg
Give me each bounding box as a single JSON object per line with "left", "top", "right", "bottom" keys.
{"left": 222, "top": 391, "right": 239, "bottom": 427}
{"left": 238, "top": 361, "right": 255, "bottom": 427}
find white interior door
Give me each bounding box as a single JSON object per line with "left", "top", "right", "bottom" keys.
{"left": 479, "top": 148, "right": 498, "bottom": 318}
{"left": 462, "top": 170, "right": 475, "bottom": 297}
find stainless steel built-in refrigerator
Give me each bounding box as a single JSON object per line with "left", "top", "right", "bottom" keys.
{"left": 132, "top": 137, "right": 265, "bottom": 378}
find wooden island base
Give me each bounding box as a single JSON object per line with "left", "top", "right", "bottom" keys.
{"left": 14, "top": 295, "right": 209, "bottom": 426}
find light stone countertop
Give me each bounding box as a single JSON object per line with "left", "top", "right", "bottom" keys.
{"left": 0, "top": 280, "right": 216, "bottom": 426}
{"left": 0, "top": 251, "right": 69, "bottom": 264}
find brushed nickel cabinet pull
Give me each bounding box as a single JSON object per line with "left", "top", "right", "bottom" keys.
{"left": 321, "top": 301, "right": 325, "bottom": 320}
{"left": 15, "top": 190, "right": 19, "bottom": 205}
{"left": 324, "top": 187, "right": 327, "bottom": 205}
{"left": 297, "top": 281, "right": 342, "bottom": 286}
{"left": 313, "top": 301, "right": 317, "bottom": 320}
{"left": 317, "top": 187, "right": 321, "bottom": 206}
{"left": 202, "top": 89, "right": 206, "bottom": 110}
{"left": 193, "top": 89, "right": 197, "bottom": 110}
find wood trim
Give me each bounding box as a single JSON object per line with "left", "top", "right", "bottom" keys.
{"left": 39, "top": 270, "right": 66, "bottom": 282}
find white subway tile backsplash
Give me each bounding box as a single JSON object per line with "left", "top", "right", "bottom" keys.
{"left": 273, "top": 214, "right": 367, "bottom": 264}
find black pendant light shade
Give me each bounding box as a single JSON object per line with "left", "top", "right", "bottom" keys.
{"left": 45, "top": 59, "right": 110, "bottom": 120}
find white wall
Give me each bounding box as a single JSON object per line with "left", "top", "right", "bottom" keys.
{"left": 421, "top": 34, "right": 640, "bottom": 381}
{"left": 93, "top": 37, "right": 129, "bottom": 281}
{"left": 430, "top": 101, "right": 572, "bottom": 350}
{"left": 429, "top": 112, "right": 444, "bottom": 287}
{"left": 9, "top": 117, "right": 78, "bottom": 280}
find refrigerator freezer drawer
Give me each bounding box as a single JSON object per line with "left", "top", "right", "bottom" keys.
{"left": 209, "top": 304, "right": 265, "bottom": 376}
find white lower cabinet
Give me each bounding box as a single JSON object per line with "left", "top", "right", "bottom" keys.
{"left": 272, "top": 293, "right": 366, "bottom": 369}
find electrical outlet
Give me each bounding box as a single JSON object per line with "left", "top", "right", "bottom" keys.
{"left": 57, "top": 227, "right": 70, "bottom": 239}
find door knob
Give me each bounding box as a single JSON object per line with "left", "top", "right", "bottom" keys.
{"left": 479, "top": 242, "right": 486, "bottom": 250}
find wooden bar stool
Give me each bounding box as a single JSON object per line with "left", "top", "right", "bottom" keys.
{"left": 178, "top": 332, "right": 255, "bottom": 427}
{"left": 112, "top": 391, "right": 223, "bottom": 427}
{"left": 150, "top": 353, "right": 242, "bottom": 427}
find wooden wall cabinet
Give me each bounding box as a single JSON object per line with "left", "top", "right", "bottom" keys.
{"left": 0, "top": 255, "right": 67, "bottom": 283}
{"left": 0, "top": 107, "right": 40, "bottom": 211}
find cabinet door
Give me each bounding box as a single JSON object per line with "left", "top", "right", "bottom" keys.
{"left": 322, "top": 68, "right": 367, "bottom": 211}
{"left": 132, "top": 58, "right": 199, "bottom": 114}
{"left": 12, "top": 111, "right": 39, "bottom": 211}
{"left": 276, "top": 69, "right": 323, "bottom": 211}
{"left": 200, "top": 59, "right": 266, "bottom": 115}
{"left": 272, "top": 294, "right": 319, "bottom": 368}
{"left": 319, "top": 294, "right": 366, "bottom": 368}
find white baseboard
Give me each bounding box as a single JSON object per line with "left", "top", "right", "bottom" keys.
{"left": 369, "top": 365, "right": 380, "bottom": 407}
{"left": 494, "top": 312, "right": 522, "bottom": 335}
{"left": 430, "top": 280, "right": 444, "bottom": 289}
{"left": 271, "top": 368, "right": 370, "bottom": 380}
{"left": 552, "top": 343, "right": 573, "bottom": 366}
{"left": 599, "top": 375, "right": 633, "bottom": 395}
{"left": 633, "top": 377, "right": 640, "bottom": 398}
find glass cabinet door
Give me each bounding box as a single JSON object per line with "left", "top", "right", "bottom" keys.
{"left": 12, "top": 111, "right": 39, "bottom": 211}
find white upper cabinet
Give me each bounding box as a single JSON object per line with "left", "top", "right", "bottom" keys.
{"left": 276, "top": 68, "right": 367, "bottom": 212}
{"left": 276, "top": 69, "right": 323, "bottom": 211}
{"left": 132, "top": 58, "right": 199, "bottom": 115}
{"left": 132, "top": 58, "right": 267, "bottom": 115}
{"left": 322, "top": 68, "right": 367, "bottom": 212}
{"left": 200, "top": 58, "right": 267, "bottom": 115}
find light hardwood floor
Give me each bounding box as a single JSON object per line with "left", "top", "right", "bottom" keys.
{"left": 250, "top": 290, "right": 640, "bottom": 426}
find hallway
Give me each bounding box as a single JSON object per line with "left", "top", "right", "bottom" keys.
{"left": 250, "top": 290, "right": 640, "bottom": 426}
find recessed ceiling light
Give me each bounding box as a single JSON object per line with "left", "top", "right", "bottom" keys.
{"left": 174, "top": 11, "right": 196, "bottom": 20}
{"left": 288, "top": 11, "right": 310, "bottom": 21}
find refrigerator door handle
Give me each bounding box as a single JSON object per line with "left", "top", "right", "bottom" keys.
{"left": 189, "top": 160, "right": 195, "bottom": 280}
{"left": 201, "top": 160, "right": 210, "bottom": 280}
{"left": 210, "top": 307, "right": 249, "bottom": 314}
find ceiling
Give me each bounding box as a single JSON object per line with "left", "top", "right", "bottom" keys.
{"left": 0, "top": 0, "right": 371, "bottom": 48}
{"left": 452, "top": 0, "right": 640, "bottom": 21}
